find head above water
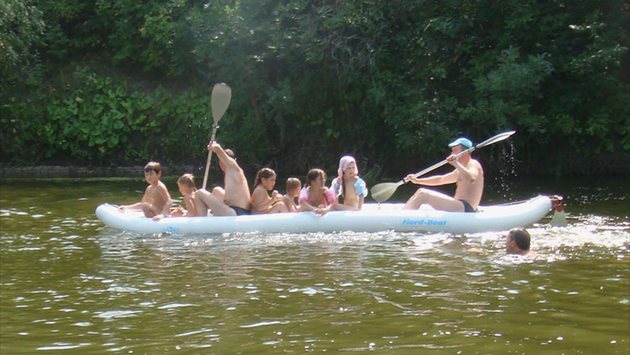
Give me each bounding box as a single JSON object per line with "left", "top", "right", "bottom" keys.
{"left": 506, "top": 227, "right": 531, "bottom": 254}
{"left": 448, "top": 137, "right": 473, "bottom": 150}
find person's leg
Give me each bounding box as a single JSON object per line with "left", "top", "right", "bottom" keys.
{"left": 212, "top": 186, "right": 225, "bottom": 201}
{"left": 140, "top": 202, "right": 157, "bottom": 217}
{"left": 268, "top": 202, "right": 288, "bottom": 213}
{"left": 403, "top": 188, "right": 464, "bottom": 212}
{"left": 194, "top": 189, "right": 237, "bottom": 216}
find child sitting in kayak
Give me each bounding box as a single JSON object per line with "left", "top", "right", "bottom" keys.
{"left": 299, "top": 168, "right": 338, "bottom": 216}
{"left": 331, "top": 155, "right": 368, "bottom": 210}
{"left": 282, "top": 177, "right": 302, "bottom": 212}
{"left": 251, "top": 168, "right": 288, "bottom": 214}
{"left": 118, "top": 161, "right": 172, "bottom": 220}
{"left": 170, "top": 173, "right": 198, "bottom": 217}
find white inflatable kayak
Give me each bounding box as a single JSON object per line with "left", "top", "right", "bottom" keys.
{"left": 96, "top": 195, "right": 553, "bottom": 235}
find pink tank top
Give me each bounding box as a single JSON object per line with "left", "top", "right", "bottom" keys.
{"left": 299, "top": 187, "right": 336, "bottom": 207}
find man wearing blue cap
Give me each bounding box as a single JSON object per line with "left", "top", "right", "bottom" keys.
{"left": 403, "top": 137, "right": 484, "bottom": 212}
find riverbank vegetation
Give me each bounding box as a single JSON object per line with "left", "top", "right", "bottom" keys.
{"left": 2, "top": 0, "right": 629, "bottom": 177}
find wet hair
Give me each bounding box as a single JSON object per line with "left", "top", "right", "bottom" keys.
{"left": 305, "top": 168, "right": 326, "bottom": 188}
{"left": 508, "top": 228, "right": 531, "bottom": 251}
{"left": 144, "top": 161, "right": 161, "bottom": 174}
{"left": 177, "top": 173, "right": 196, "bottom": 188}
{"left": 286, "top": 177, "right": 301, "bottom": 191}
{"left": 255, "top": 168, "right": 276, "bottom": 187}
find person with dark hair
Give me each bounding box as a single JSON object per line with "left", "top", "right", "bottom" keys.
{"left": 299, "top": 168, "right": 338, "bottom": 215}
{"left": 194, "top": 141, "right": 251, "bottom": 216}
{"left": 251, "top": 168, "right": 288, "bottom": 214}
{"left": 506, "top": 228, "right": 532, "bottom": 255}
{"left": 119, "top": 161, "right": 173, "bottom": 220}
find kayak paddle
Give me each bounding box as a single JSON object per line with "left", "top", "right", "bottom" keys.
{"left": 370, "top": 130, "right": 516, "bottom": 203}
{"left": 202, "top": 83, "right": 232, "bottom": 190}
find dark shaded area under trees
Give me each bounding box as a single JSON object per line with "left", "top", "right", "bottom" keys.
{"left": 2, "top": 0, "right": 629, "bottom": 181}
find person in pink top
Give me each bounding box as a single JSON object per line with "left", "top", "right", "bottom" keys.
{"left": 299, "top": 168, "right": 337, "bottom": 215}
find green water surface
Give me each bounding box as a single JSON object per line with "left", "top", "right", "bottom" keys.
{"left": 0, "top": 177, "right": 628, "bottom": 354}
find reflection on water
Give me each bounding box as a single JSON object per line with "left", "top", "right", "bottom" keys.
{"left": 0, "top": 178, "right": 628, "bottom": 353}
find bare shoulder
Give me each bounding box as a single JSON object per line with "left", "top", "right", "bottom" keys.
{"left": 470, "top": 159, "right": 484, "bottom": 171}
{"left": 251, "top": 186, "right": 266, "bottom": 199}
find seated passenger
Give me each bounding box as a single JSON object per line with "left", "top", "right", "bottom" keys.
{"left": 403, "top": 137, "right": 483, "bottom": 212}
{"left": 282, "top": 177, "right": 302, "bottom": 213}
{"left": 331, "top": 155, "right": 368, "bottom": 210}
{"left": 299, "top": 168, "right": 337, "bottom": 216}
{"left": 119, "top": 161, "right": 172, "bottom": 221}
{"left": 170, "top": 173, "right": 198, "bottom": 217}
{"left": 251, "top": 168, "right": 288, "bottom": 214}
{"left": 194, "top": 141, "right": 251, "bottom": 216}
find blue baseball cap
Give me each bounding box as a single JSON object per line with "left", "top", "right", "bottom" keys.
{"left": 448, "top": 137, "right": 473, "bottom": 149}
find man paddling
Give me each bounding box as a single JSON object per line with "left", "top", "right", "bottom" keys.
{"left": 194, "top": 141, "right": 251, "bottom": 216}
{"left": 403, "top": 137, "right": 483, "bottom": 212}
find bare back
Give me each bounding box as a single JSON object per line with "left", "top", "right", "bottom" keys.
{"left": 223, "top": 165, "right": 251, "bottom": 210}
{"left": 453, "top": 159, "right": 484, "bottom": 209}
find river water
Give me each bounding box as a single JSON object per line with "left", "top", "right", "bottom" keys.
{"left": 0, "top": 177, "right": 628, "bottom": 354}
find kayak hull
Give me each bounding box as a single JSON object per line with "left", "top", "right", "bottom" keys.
{"left": 96, "top": 195, "right": 552, "bottom": 235}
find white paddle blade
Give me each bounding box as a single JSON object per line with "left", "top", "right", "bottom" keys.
{"left": 370, "top": 182, "right": 400, "bottom": 203}
{"left": 476, "top": 130, "right": 516, "bottom": 148}
{"left": 211, "top": 83, "right": 232, "bottom": 123}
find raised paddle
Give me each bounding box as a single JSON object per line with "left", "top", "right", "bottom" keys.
{"left": 370, "top": 130, "right": 516, "bottom": 203}
{"left": 201, "top": 83, "right": 232, "bottom": 190}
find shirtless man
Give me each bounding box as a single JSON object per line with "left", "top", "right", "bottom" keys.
{"left": 119, "top": 161, "right": 172, "bottom": 220}
{"left": 194, "top": 141, "right": 251, "bottom": 216}
{"left": 403, "top": 137, "right": 483, "bottom": 212}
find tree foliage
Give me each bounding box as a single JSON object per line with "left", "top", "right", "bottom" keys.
{"left": 1, "top": 0, "right": 629, "bottom": 176}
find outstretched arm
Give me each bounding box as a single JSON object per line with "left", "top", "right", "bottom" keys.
{"left": 406, "top": 170, "right": 458, "bottom": 186}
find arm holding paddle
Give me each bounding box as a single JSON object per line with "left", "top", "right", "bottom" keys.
{"left": 405, "top": 170, "right": 458, "bottom": 186}
{"left": 445, "top": 153, "right": 480, "bottom": 184}
{"left": 201, "top": 83, "right": 232, "bottom": 190}
{"left": 371, "top": 131, "right": 515, "bottom": 203}
{"left": 402, "top": 141, "right": 484, "bottom": 212}
{"left": 208, "top": 141, "right": 238, "bottom": 170}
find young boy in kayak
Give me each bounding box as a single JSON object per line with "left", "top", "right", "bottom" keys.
{"left": 403, "top": 137, "right": 483, "bottom": 212}
{"left": 170, "top": 173, "right": 198, "bottom": 217}
{"left": 299, "top": 168, "right": 338, "bottom": 216}
{"left": 194, "top": 141, "right": 251, "bottom": 216}
{"left": 119, "top": 161, "right": 173, "bottom": 220}
{"left": 282, "top": 177, "right": 301, "bottom": 212}
{"left": 331, "top": 155, "right": 367, "bottom": 210}
{"left": 251, "top": 168, "right": 288, "bottom": 214}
